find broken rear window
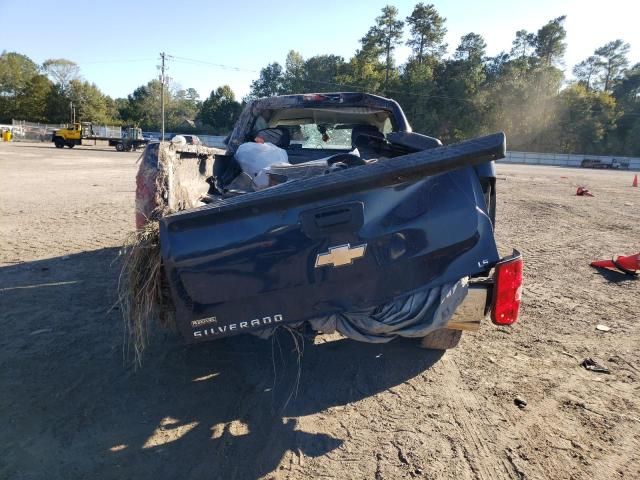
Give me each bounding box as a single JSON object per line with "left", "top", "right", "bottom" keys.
{"left": 252, "top": 107, "right": 394, "bottom": 150}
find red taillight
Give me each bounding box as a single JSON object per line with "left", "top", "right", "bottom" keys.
{"left": 491, "top": 250, "right": 523, "bottom": 325}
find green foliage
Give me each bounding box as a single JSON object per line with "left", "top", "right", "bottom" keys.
{"left": 283, "top": 51, "right": 306, "bottom": 93}
{"left": 336, "top": 54, "right": 385, "bottom": 93}
{"left": 574, "top": 39, "right": 630, "bottom": 94}
{"left": 249, "top": 63, "right": 286, "bottom": 98}
{"left": 44, "top": 84, "right": 71, "bottom": 123}
{"left": 454, "top": 33, "right": 486, "bottom": 62}
{"left": 197, "top": 85, "right": 241, "bottom": 133}
{"left": 303, "top": 55, "right": 345, "bottom": 92}
{"left": 0, "top": 51, "right": 39, "bottom": 95}
{"left": 594, "top": 40, "right": 630, "bottom": 92}
{"left": 66, "top": 79, "right": 112, "bottom": 124}
{"left": 0, "top": 51, "right": 40, "bottom": 122}
{"left": 248, "top": 52, "right": 347, "bottom": 96}
{"left": 482, "top": 55, "right": 564, "bottom": 151}
{"left": 396, "top": 60, "right": 437, "bottom": 128}
{"left": 369, "top": 5, "right": 405, "bottom": 90}
{"left": 424, "top": 32, "right": 488, "bottom": 142}
{"left": 332, "top": 8, "right": 404, "bottom": 94}
{"left": 554, "top": 84, "right": 618, "bottom": 153}
{"left": 573, "top": 56, "right": 602, "bottom": 90}
{"left": 510, "top": 30, "right": 536, "bottom": 61}
{"left": 534, "top": 16, "right": 567, "bottom": 67}
{"left": 613, "top": 63, "right": 640, "bottom": 104}
{"left": 115, "top": 80, "right": 202, "bottom": 130}
{"left": 405, "top": 3, "right": 447, "bottom": 63}
{"left": 119, "top": 82, "right": 158, "bottom": 129}
{"left": 610, "top": 63, "right": 640, "bottom": 155}
{"left": 16, "top": 74, "right": 53, "bottom": 123}
{"left": 172, "top": 87, "right": 201, "bottom": 125}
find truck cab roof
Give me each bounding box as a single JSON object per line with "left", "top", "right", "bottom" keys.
{"left": 226, "top": 93, "right": 412, "bottom": 154}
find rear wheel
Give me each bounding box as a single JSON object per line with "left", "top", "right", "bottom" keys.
{"left": 420, "top": 329, "right": 462, "bottom": 350}
{"left": 54, "top": 138, "right": 64, "bottom": 148}
{"left": 66, "top": 143, "right": 75, "bottom": 148}
{"left": 116, "top": 142, "right": 125, "bottom": 152}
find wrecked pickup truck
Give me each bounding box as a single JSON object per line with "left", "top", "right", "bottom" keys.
{"left": 133, "top": 92, "right": 522, "bottom": 352}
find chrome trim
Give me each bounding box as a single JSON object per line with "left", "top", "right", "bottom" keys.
{"left": 315, "top": 243, "right": 367, "bottom": 268}
{"left": 445, "top": 285, "right": 490, "bottom": 331}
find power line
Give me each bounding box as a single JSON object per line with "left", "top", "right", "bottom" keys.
{"left": 171, "top": 55, "right": 259, "bottom": 73}
{"left": 167, "top": 53, "right": 475, "bottom": 104}
{"left": 76, "top": 58, "right": 157, "bottom": 65}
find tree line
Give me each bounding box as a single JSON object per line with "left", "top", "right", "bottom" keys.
{"left": 0, "top": 54, "right": 238, "bottom": 134}
{"left": 248, "top": 5, "right": 639, "bottom": 156}
{"left": 1, "top": 3, "right": 639, "bottom": 155}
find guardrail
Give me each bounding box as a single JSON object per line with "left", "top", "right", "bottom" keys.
{"left": 504, "top": 151, "right": 640, "bottom": 171}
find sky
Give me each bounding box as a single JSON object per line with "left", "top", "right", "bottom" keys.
{"left": 1, "top": 0, "right": 639, "bottom": 101}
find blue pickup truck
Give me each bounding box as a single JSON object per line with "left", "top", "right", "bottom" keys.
{"left": 138, "top": 93, "right": 522, "bottom": 350}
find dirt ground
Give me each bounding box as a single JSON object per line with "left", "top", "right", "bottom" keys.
{"left": 1, "top": 142, "right": 638, "bottom": 480}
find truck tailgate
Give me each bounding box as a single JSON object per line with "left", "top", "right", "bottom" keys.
{"left": 160, "top": 133, "right": 505, "bottom": 342}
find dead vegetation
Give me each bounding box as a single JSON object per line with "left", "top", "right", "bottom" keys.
{"left": 118, "top": 221, "right": 169, "bottom": 366}
{"left": 118, "top": 143, "right": 219, "bottom": 365}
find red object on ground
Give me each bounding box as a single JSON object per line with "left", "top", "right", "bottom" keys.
{"left": 633, "top": 174, "right": 638, "bottom": 187}
{"left": 492, "top": 251, "right": 523, "bottom": 325}
{"left": 591, "top": 252, "right": 640, "bottom": 275}
{"left": 576, "top": 186, "right": 594, "bottom": 197}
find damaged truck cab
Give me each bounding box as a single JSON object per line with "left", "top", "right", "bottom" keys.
{"left": 137, "top": 93, "right": 522, "bottom": 350}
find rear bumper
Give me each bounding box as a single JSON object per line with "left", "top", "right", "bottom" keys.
{"left": 444, "top": 280, "right": 492, "bottom": 331}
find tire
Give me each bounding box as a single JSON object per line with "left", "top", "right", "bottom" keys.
{"left": 420, "top": 329, "right": 462, "bottom": 350}
{"left": 54, "top": 138, "right": 64, "bottom": 148}
{"left": 116, "top": 142, "right": 125, "bottom": 152}
{"left": 67, "top": 143, "right": 75, "bottom": 148}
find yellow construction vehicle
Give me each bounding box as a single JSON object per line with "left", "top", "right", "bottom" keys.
{"left": 52, "top": 122, "right": 84, "bottom": 148}
{"left": 52, "top": 122, "right": 148, "bottom": 151}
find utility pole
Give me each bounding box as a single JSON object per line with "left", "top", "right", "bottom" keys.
{"left": 160, "top": 52, "right": 166, "bottom": 142}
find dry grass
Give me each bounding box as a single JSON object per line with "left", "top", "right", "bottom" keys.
{"left": 118, "top": 221, "right": 173, "bottom": 366}
{"left": 119, "top": 145, "right": 175, "bottom": 366}
{"left": 118, "top": 144, "right": 218, "bottom": 366}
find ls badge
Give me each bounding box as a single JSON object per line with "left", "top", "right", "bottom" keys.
{"left": 315, "top": 243, "right": 367, "bottom": 268}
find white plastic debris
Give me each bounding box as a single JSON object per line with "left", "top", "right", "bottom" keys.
{"left": 596, "top": 324, "right": 611, "bottom": 332}
{"left": 171, "top": 135, "right": 187, "bottom": 146}
{"left": 235, "top": 142, "right": 289, "bottom": 189}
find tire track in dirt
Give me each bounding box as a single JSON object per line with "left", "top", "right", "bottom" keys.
{"left": 437, "top": 356, "right": 515, "bottom": 480}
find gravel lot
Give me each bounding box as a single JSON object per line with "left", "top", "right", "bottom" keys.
{"left": 1, "top": 142, "right": 639, "bottom": 480}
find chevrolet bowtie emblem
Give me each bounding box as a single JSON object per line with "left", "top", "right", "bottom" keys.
{"left": 315, "top": 243, "right": 367, "bottom": 268}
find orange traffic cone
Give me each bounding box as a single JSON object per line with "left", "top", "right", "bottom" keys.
{"left": 591, "top": 252, "right": 640, "bottom": 275}
{"left": 633, "top": 174, "right": 638, "bottom": 187}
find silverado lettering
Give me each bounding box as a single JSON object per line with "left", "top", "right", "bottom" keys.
{"left": 193, "top": 314, "right": 284, "bottom": 337}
